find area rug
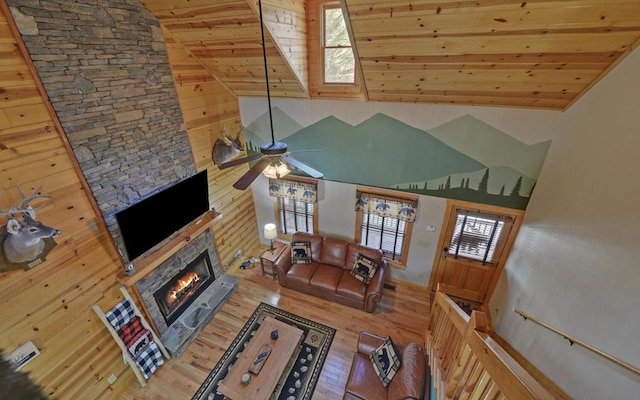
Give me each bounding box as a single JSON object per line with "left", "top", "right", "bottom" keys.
{"left": 191, "top": 302, "right": 335, "bottom": 400}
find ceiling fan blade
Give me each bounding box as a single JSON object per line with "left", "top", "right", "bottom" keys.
{"left": 287, "top": 148, "right": 324, "bottom": 154}
{"left": 219, "top": 153, "right": 263, "bottom": 169}
{"left": 283, "top": 156, "right": 324, "bottom": 178}
{"left": 233, "top": 158, "right": 271, "bottom": 190}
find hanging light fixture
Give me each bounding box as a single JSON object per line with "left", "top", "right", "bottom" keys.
{"left": 262, "top": 158, "right": 291, "bottom": 179}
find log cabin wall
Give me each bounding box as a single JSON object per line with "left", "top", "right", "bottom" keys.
{"left": 0, "top": 1, "right": 259, "bottom": 399}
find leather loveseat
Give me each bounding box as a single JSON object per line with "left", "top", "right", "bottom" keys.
{"left": 344, "top": 331, "right": 429, "bottom": 400}
{"left": 272, "top": 232, "right": 387, "bottom": 313}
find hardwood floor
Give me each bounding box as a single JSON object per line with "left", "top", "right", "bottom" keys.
{"left": 119, "top": 262, "right": 430, "bottom": 400}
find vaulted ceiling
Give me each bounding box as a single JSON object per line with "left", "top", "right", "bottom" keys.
{"left": 143, "top": 0, "right": 640, "bottom": 110}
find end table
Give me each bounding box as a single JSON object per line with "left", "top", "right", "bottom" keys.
{"left": 260, "top": 241, "right": 287, "bottom": 279}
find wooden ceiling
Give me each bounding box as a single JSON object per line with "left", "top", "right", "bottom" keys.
{"left": 143, "top": 0, "right": 640, "bottom": 110}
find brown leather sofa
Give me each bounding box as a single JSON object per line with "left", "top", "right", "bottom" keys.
{"left": 344, "top": 331, "right": 429, "bottom": 400}
{"left": 272, "top": 232, "right": 387, "bottom": 313}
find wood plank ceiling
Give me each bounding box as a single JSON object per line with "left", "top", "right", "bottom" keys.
{"left": 144, "top": 0, "right": 640, "bottom": 110}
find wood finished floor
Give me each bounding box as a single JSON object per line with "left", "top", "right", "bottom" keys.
{"left": 119, "top": 263, "right": 430, "bottom": 400}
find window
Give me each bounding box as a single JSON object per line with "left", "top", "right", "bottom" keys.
{"left": 308, "top": 0, "right": 363, "bottom": 98}
{"left": 277, "top": 197, "right": 315, "bottom": 235}
{"left": 355, "top": 188, "right": 418, "bottom": 267}
{"left": 269, "top": 177, "right": 318, "bottom": 238}
{"left": 359, "top": 213, "right": 407, "bottom": 261}
{"left": 447, "top": 210, "right": 514, "bottom": 265}
{"left": 322, "top": 3, "right": 355, "bottom": 84}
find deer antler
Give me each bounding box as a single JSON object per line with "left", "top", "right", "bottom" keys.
{"left": 0, "top": 186, "right": 51, "bottom": 219}
{"left": 17, "top": 185, "right": 51, "bottom": 209}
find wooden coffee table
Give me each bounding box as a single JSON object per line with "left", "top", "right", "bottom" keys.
{"left": 217, "top": 316, "right": 303, "bottom": 400}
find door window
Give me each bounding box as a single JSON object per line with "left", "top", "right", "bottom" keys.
{"left": 447, "top": 209, "right": 514, "bottom": 265}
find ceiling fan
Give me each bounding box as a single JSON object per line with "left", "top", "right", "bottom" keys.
{"left": 218, "top": 0, "right": 323, "bottom": 190}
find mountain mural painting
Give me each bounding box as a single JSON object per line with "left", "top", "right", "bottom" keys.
{"left": 244, "top": 110, "right": 551, "bottom": 210}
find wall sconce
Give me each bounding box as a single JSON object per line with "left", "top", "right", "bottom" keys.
{"left": 263, "top": 223, "right": 277, "bottom": 252}
{"left": 262, "top": 158, "right": 290, "bottom": 179}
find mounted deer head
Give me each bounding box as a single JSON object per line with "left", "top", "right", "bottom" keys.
{"left": 1, "top": 186, "right": 61, "bottom": 263}
{"left": 212, "top": 124, "right": 244, "bottom": 166}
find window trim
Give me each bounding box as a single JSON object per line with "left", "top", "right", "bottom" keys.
{"left": 321, "top": 2, "right": 356, "bottom": 85}
{"left": 307, "top": 0, "right": 363, "bottom": 99}
{"left": 272, "top": 176, "right": 319, "bottom": 240}
{"left": 354, "top": 186, "right": 417, "bottom": 269}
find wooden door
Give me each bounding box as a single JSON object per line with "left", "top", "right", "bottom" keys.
{"left": 428, "top": 201, "right": 524, "bottom": 304}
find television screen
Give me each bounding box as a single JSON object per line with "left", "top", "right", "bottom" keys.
{"left": 115, "top": 170, "right": 209, "bottom": 262}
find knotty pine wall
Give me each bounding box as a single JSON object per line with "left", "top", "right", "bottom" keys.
{"left": 141, "top": 0, "right": 309, "bottom": 99}
{"left": 163, "top": 27, "right": 260, "bottom": 273}
{"left": 252, "top": 0, "right": 309, "bottom": 93}
{"left": 0, "top": 4, "right": 259, "bottom": 399}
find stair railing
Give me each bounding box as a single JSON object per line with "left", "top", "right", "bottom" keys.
{"left": 426, "top": 285, "right": 557, "bottom": 400}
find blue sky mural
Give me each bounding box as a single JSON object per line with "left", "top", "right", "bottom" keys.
{"left": 243, "top": 108, "right": 551, "bottom": 210}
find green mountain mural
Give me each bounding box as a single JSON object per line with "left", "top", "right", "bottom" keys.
{"left": 275, "top": 113, "right": 485, "bottom": 188}
{"left": 241, "top": 109, "right": 551, "bottom": 210}
{"left": 428, "top": 114, "right": 551, "bottom": 179}
{"left": 243, "top": 107, "right": 303, "bottom": 152}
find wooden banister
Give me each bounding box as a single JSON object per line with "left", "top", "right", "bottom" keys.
{"left": 468, "top": 332, "right": 555, "bottom": 400}
{"left": 432, "top": 284, "right": 470, "bottom": 333}
{"left": 426, "top": 287, "right": 563, "bottom": 400}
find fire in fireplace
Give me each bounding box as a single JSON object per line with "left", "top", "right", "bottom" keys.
{"left": 153, "top": 250, "right": 215, "bottom": 326}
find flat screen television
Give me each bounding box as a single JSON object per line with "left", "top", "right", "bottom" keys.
{"left": 115, "top": 170, "right": 209, "bottom": 262}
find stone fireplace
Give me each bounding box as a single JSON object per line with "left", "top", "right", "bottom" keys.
{"left": 134, "top": 230, "right": 237, "bottom": 357}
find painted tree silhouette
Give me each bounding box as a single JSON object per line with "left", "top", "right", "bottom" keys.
{"left": 445, "top": 176, "right": 451, "bottom": 190}
{"left": 511, "top": 176, "right": 523, "bottom": 196}
{"left": 478, "top": 169, "right": 489, "bottom": 194}
{"left": 499, "top": 185, "right": 505, "bottom": 196}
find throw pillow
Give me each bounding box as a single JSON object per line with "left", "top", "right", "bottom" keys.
{"left": 369, "top": 336, "right": 402, "bottom": 387}
{"left": 351, "top": 255, "right": 378, "bottom": 284}
{"left": 291, "top": 241, "right": 312, "bottom": 264}
{"left": 127, "top": 329, "right": 152, "bottom": 358}
{"left": 117, "top": 316, "right": 144, "bottom": 345}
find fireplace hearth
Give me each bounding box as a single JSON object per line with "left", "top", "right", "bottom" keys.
{"left": 154, "top": 250, "right": 215, "bottom": 326}
{"left": 134, "top": 230, "right": 237, "bottom": 357}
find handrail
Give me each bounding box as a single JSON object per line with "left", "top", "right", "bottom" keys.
{"left": 515, "top": 309, "right": 640, "bottom": 376}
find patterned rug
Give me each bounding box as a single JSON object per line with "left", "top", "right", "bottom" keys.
{"left": 191, "top": 302, "right": 335, "bottom": 400}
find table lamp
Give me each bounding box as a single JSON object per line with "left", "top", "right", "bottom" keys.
{"left": 264, "top": 223, "right": 277, "bottom": 253}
